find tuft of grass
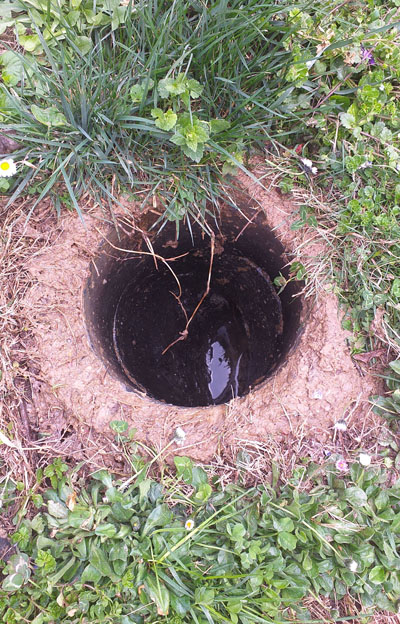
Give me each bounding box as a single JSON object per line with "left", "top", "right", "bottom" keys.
{"left": 1, "top": 0, "right": 299, "bottom": 227}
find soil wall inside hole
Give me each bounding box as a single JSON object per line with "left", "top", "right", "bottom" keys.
{"left": 21, "top": 181, "right": 380, "bottom": 461}
{"left": 83, "top": 202, "right": 303, "bottom": 407}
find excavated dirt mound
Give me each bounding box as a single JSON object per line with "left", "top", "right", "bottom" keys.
{"left": 20, "top": 177, "right": 381, "bottom": 461}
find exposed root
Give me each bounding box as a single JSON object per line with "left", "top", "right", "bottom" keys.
{"left": 162, "top": 234, "right": 215, "bottom": 355}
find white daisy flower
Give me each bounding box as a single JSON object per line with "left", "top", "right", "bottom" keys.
{"left": 335, "top": 458, "right": 349, "bottom": 472}
{"left": 300, "top": 157, "right": 318, "bottom": 175}
{"left": 0, "top": 158, "right": 17, "bottom": 177}
{"left": 359, "top": 453, "right": 371, "bottom": 467}
{"left": 185, "top": 519, "right": 195, "bottom": 531}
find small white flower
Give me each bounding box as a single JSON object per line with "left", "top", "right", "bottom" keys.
{"left": 301, "top": 157, "right": 313, "bottom": 168}
{"left": 300, "top": 157, "right": 318, "bottom": 175}
{"left": 349, "top": 560, "right": 358, "bottom": 573}
{"left": 0, "top": 158, "right": 17, "bottom": 177}
{"left": 185, "top": 519, "right": 195, "bottom": 531}
{"left": 335, "top": 458, "right": 349, "bottom": 472}
{"left": 174, "top": 427, "right": 186, "bottom": 441}
{"left": 334, "top": 420, "right": 347, "bottom": 432}
{"left": 358, "top": 161, "right": 372, "bottom": 170}
{"left": 359, "top": 453, "right": 371, "bottom": 467}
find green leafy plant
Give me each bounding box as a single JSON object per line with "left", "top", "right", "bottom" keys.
{"left": 268, "top": 0, "right": 400, "bottom": 353}
{"left": 2, "top": 453, "right": 400, "bottom": 623}
{"left": 0, "top": 476, "right": 17, "bottom": 513}
{"left": 373, "top": 360, "right": 400, "bottom": 425}
{"left": 0, "top": 51, "right": 23, "bottom": 86}
{"left": 130, "top": 73, "right": 232, "bottom": 163}
{"left": 0, "top": 0, "right": 137, "bottom": 54}
{"left": 0, "top": 0, "right": 298, "bottom": 226}
{"left": 43, "top": 458, "right": 69, "bottom": 489}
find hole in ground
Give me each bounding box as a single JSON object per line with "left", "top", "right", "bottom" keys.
{"left": 83, "top": 201, "right": 303, "bottom": 407}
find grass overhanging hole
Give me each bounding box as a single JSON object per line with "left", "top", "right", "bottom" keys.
{"left": 83, "top": 197, "right": 303, "bottom": 407}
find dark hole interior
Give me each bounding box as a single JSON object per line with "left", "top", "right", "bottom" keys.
{"left": 83, "top": 201, "right": 303, "bottom": 407}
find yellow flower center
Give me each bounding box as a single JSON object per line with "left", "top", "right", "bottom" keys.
{"left": 0, "top": 162, "right": 10, "bottom": 171}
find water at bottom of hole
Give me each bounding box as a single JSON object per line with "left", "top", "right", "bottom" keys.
{"left": 112, "top": 251, "right": 283, "bottom": 407}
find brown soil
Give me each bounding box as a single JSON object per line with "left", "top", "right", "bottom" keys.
{"left": 19, "top": 172, "right": 383, "bottom": 463}
{"left": 0, "top": 181, "right": 395, "bottom": 624}
{"left": 0, "top": 27, "right": 21, "bottom": 53}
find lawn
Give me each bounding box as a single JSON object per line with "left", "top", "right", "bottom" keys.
{"left": 1, "top": 1, "right": 400, "bottom": 622}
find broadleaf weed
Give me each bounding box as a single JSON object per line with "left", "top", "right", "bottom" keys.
{"left": 1, "top": 451, "right": 400, "bottom": 622}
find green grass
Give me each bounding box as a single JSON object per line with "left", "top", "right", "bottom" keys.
{"left": 2, "top": 1, "right": 399, "bottom": 351}
{"left": 0, "top": 0, "right": 299, "bottom": 226}
{"left": 265, "top": 0, "right": 400, "bottom": 354}
{"left": 2, "top": 6, "right": 400, "bottom": 618}
{"left": 373, "top": 359, "right": 400, "bottom": 426}
{"left": 1, "top": 440, "right": 400, "bottom": 624}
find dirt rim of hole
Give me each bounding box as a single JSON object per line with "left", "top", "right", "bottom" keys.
{"left": 16, "top": 170, "right": 385, "bottom": 463}
{"left": 83, "top": 194, "right": 303, "bottom": 407}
